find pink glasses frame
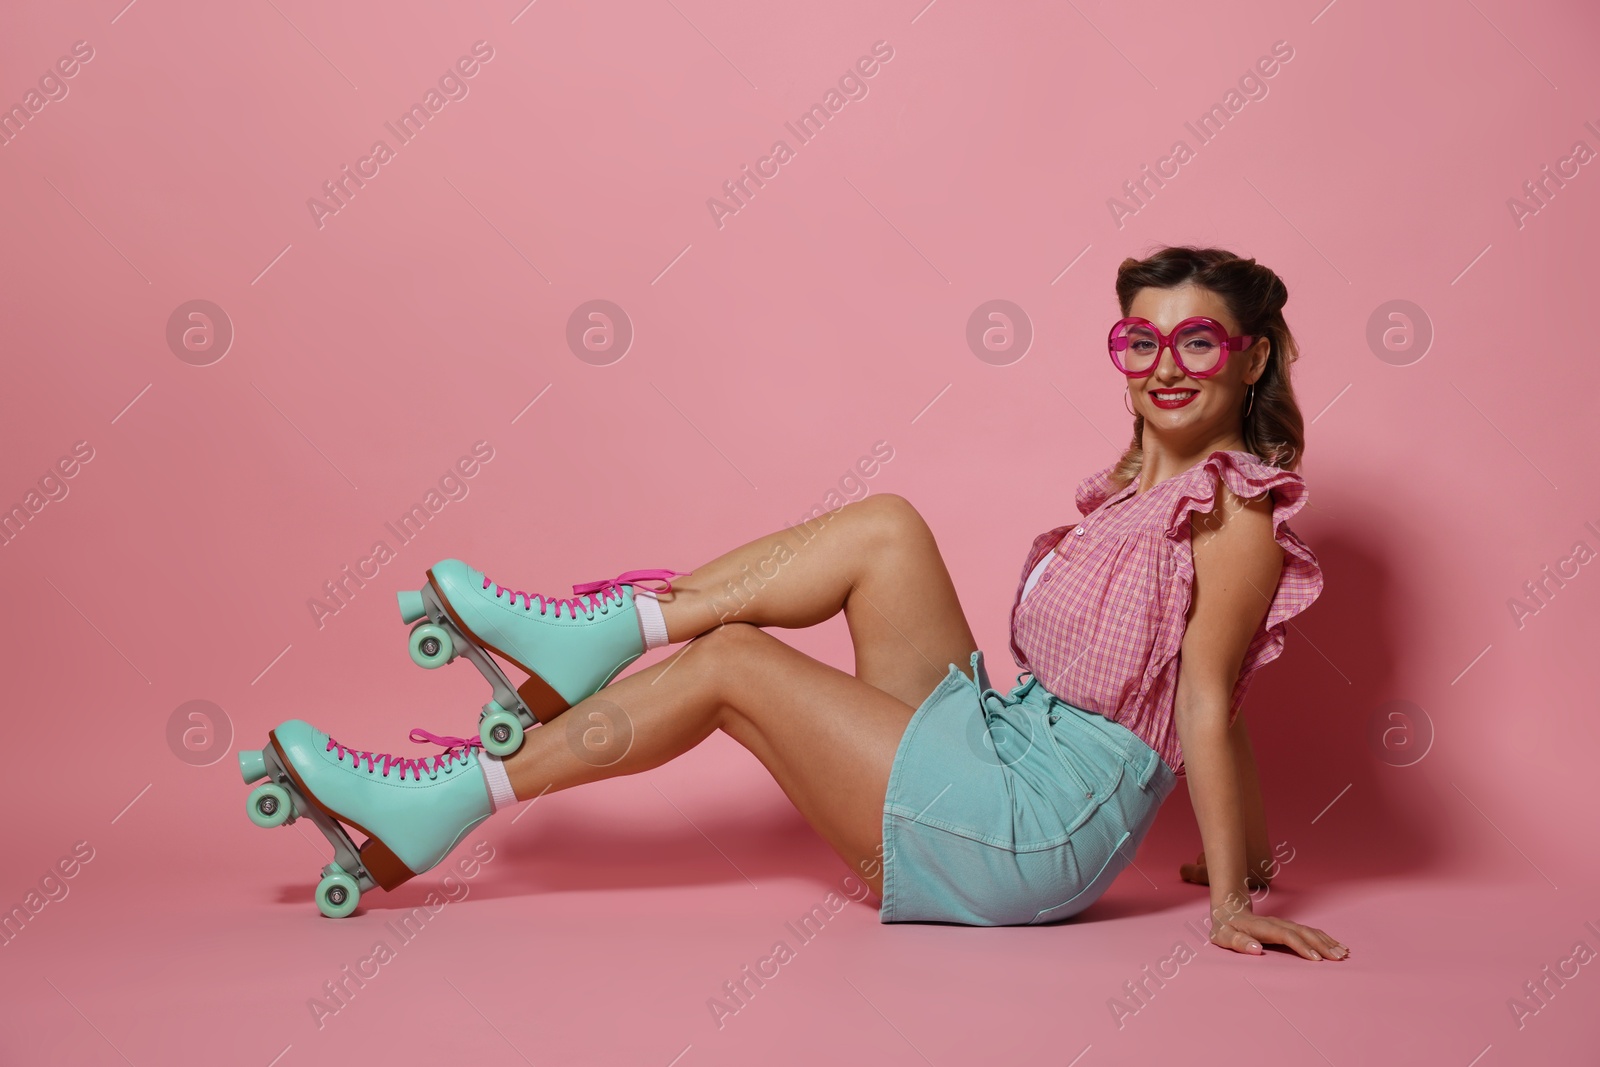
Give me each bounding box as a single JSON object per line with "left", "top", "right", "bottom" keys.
{"left": 1107, "top": 316, "right": 1256, "bottom": 379}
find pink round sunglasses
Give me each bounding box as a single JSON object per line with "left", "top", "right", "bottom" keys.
{"left": 1107, "top": 316, "right": 1256, "bottom": 379}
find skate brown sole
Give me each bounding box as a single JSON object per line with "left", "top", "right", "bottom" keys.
{"left": 269, "top": 732, "right": 419, "bottom": 893}
{"left": 426, "top": 567, "right": 572, "bottom": 725}
{"left": 356, "top": 837, "right": 414, "bottom": 893}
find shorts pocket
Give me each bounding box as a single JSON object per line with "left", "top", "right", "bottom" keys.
{"left": 1041, "top": 717, "right": 1127, "bottom": 838}
{"left": 1030, "top": 828, "right": 1133, "bottom": 924}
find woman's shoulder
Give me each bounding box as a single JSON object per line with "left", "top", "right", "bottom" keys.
{"left": 1165, "top": 448, "right": 1323, "bottom": 600}
{"left": 1203, "top": 447, "right": 1306, "bottom": 486}
{"left": 1166, "top": 448, "right": 1310, "bottom": 529}
{"left": 1172, "top": 449, "right": 1326, "bottom": 694}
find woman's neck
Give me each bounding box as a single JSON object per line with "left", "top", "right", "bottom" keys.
{"left": 1135, "top": 431, "right": 1247, "bottom": 494}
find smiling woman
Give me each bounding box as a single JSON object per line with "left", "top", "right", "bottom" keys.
{"left": 1052, "top": 246, "right": 1339, "bottom": 958}
{"left": 233, "top": 244, "right": 1345, "bottom": 963}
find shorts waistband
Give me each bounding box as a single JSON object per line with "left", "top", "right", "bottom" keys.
{"left": 997, "top": 667, "right": 1167, "bottom": 793}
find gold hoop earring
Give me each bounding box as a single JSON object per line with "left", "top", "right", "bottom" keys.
{"left": 1124, "top": 391, "right": 1137, "bottom": 416}
{"left": 1244, "top": 384, "right": 1256, "bottom": 416}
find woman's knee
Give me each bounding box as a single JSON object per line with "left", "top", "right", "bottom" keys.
{"left": 688, "top": 621, "right": 779, "bottom": 695}
{"left": 691, "top": 622, "right": 806, "bottom": 733}
{"left": 693, "top": 619, "right": 770, "bottom": 650}
{"left": 851, "top": 492, "right": 932, "bottom": 552}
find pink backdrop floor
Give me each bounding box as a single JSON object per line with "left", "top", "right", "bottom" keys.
{"left": 4, "top": 0, "right": 1599, "bottom": 1063}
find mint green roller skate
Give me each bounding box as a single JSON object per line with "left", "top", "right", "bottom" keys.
{"left": 396, "top": 561, "right": 687, "bottom": 757}
{"left": 237, "top": 722, "right": 493, "bottom": 917}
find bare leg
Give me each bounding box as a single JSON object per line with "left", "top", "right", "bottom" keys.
{"left": 502, "top": 622, "right": 917, "bottom": 896}
{"left": 650, "top": 494, "right": 977, "bottom": 709}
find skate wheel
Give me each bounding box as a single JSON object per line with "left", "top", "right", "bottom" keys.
{"left": 315, "top": 866, "right": 360, "bottom": 918}
{"left": 408, "top": 622, "right": 454, "bottom": 668}
{"left": 238, "top": 749, "right": 267, "bottom": 784}
{"left": 480, "top": 706, "right": 524, "bottom": 757}
{"left": 397, "top": 589, "right": 427, "bottom": 625}
{"left": 247, "top": 783, "right": 294, "bottom": 828}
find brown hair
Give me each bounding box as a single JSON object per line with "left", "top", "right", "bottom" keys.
{"left": 1108, "top": 245, "right": 1306, "bottom": 485}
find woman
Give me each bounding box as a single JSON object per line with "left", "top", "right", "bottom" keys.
{"left": 240, "top": 245, "right": 1349, "bottom": 961}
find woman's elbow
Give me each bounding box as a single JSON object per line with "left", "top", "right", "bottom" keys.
{"left": 1173, "top": 684, "right": 1236, "bottom": 736}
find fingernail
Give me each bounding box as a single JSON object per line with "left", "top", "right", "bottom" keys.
{"left": 1248, "top": 942, "right": 1261, "bottom": 951}
{"left": 1310, "top": 951, "right": 1321, "bottom": 960}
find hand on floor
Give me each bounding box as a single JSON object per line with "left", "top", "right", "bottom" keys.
{"left": 1212, "top": 912, "right": 1350, "bottom": 961}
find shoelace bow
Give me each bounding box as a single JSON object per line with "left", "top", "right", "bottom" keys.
{"left": 482, "top": 568, "right": 689, "bottom": 618}
{"left": 325, "top": 728, "right": 482, "bottom": 780}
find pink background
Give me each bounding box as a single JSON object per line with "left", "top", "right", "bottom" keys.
{"left": 3, "top": 0, "right": 1598, "bottom": 1063}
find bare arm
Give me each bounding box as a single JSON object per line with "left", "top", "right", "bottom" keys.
{"left": 1179, "top": 711, "right": 1274, "bottom": 888}
{"left": 1231, "top": 710, "right": 1273, "bottom": 882}
{"left": 1174, "top": 476, "right": 1346, "bottom": 961}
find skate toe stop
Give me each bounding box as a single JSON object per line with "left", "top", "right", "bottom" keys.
{"left": 238, "top": 749, "right": 267, "bottom": 784}
{"left": 397, "top": 590, "right": 427, "bottom": 624}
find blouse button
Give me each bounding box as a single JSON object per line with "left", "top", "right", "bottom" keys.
{"left": 1041, "top": 572, "right": 1052, "bottom": 583}
{"left": 1074, "top": 526, "right": 1085, "bottom": 536}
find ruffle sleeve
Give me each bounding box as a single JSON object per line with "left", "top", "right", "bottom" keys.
{"left": 1160, "top": 449, "right": 1325, "bottom": 720}
{"left": 1073, "top": 462, "right": 1120, "bottom": 517}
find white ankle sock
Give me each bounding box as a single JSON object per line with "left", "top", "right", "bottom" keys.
{"left": 633, "top": 588, "right": 671, "bottom": 650}
{"left": 479, "top": 752, "right": 518, "bottom": 813}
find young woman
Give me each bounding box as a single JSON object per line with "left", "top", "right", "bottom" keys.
{"left": 240, "top": 245, "right": 1348, "bottom": 961}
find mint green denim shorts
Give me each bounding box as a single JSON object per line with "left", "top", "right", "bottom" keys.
{"left": 880, "top": 650, "right": 1177, "bottom": 925}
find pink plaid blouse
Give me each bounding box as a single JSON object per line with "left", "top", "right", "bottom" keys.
{"left": 1009, "top": 448, "right": 1324, "bottom": 777}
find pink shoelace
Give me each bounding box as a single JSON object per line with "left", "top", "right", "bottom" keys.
{"left": 482, "top": 568, "right": 689, "bottom": 618}
{"left": 325, "top": 728, "right": 482, "bottom": 781}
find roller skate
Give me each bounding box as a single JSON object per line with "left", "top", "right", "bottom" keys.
{"left": 237, "top": 722, "right": 495, "bottom": 918}
{"left": 396, "top": 560, "right": 687, "bottom": 757}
